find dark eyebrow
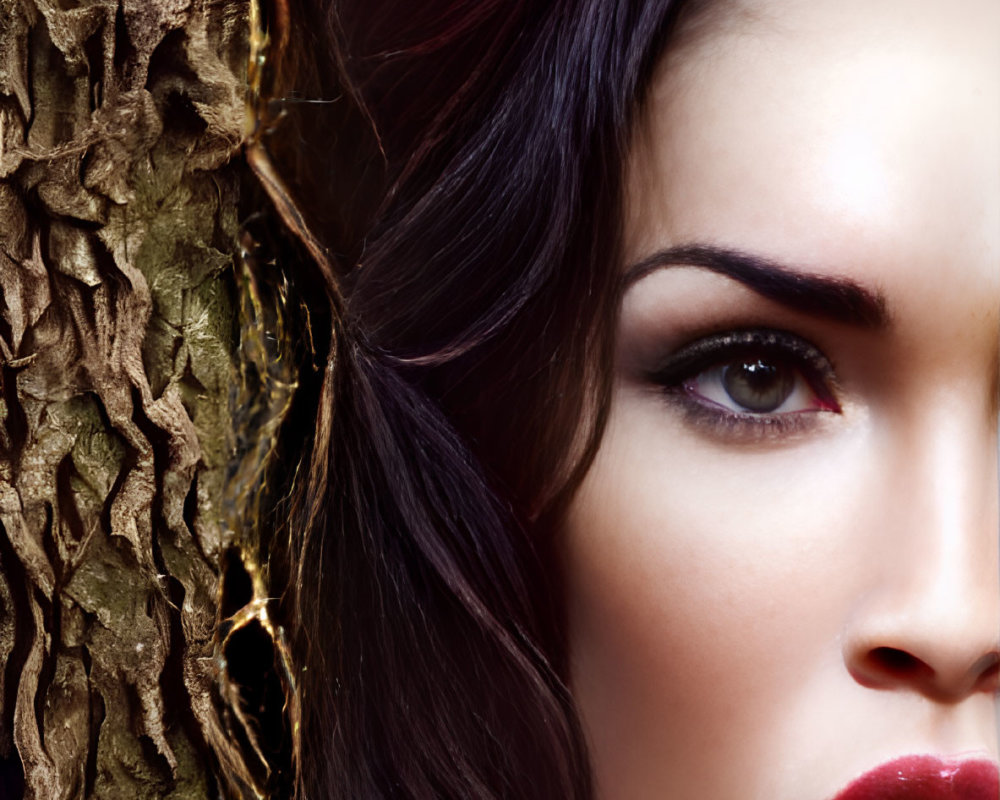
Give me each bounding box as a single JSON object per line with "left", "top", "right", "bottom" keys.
{"left": 624, "top": 244, "right": 889, "bottom": 329}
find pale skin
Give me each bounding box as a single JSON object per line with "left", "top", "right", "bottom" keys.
{"left": 561, "top": 1, "right": 1000, "bottom": 798}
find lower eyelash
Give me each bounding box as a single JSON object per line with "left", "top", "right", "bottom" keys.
{"left": 665, "top": 387, "right": 827, "bottom": 443}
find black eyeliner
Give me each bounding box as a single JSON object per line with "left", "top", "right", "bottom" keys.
{"left": 648, "top": 330, "right": 833, "bottom": 387}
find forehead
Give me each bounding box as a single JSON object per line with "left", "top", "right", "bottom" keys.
{"left": 626, "top": 0, "right": 1000, "bottom": 311}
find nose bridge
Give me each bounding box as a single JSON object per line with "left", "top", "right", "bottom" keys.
{"left": 915, "top": 405, "right": 998, "bottom": 588}
{"left": 909, "top": 407, "right": 997, "bottom": 640}
{"left": 844, "top": 400, "right": 1000, "bottom": 700}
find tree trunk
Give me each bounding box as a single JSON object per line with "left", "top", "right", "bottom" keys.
{"left": 0, "top": 0, "right": 246, "bottom": 796}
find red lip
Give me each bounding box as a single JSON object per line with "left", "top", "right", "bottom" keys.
{"left": 832, "top": 756, "right": 999, "bottom": 800}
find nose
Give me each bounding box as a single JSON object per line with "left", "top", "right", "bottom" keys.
{"left": 847, "top": 623, "right": 1000, "bottom": 702}
{"left": 842, "top": 415, "right": 1000, "bottom": 703}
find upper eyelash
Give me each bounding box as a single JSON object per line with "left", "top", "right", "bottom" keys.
{"left": 647, "top": 329, "right": 837, "bottom": 393}
{"left": 647, "top": 329, "right": 835, "bottom": 388}
{"left": 643, "top": 328, "right": 841, "bottom": 436}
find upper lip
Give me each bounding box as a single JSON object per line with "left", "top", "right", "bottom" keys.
{"left": 831, "top": 755, "right": 999, "bottom": 800}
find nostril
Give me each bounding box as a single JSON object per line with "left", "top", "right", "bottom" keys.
{"left": 853, "top": 646, "right": 1000, "bottom": 698}
{"left": 972, "top": 654, "right": 1000, "bottom": 691}
{"left": 865, "top": 646, "right": 934, "bottom": 682}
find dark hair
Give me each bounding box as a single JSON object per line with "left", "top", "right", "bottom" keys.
{"left": 232, "top": 1, "right": 701, "bottom": 797}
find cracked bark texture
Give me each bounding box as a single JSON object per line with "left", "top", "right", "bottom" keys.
{"left": 0, "top": 0, "right": 245, "bottom": 796}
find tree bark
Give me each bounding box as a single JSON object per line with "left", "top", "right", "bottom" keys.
{"left": 0, "top": 0, "right": 246, "bottom": 796}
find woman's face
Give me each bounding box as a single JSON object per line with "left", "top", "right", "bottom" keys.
{"left": 561, "top": 0, "right": 1000, "bottom": 797}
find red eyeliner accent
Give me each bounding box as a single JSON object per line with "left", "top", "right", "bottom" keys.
{"left": 816, "top": 394, "right": 841, "bottom": 413}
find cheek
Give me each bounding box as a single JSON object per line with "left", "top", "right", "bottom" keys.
{"left": 561, "top": 391, "right": 877, "bottom": 797}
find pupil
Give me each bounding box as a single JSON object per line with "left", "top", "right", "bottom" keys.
{"left": 722, "top": 358, "right": 795, "bottom": 412}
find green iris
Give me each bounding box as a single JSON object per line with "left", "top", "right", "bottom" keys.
{"left": 721, "top": 357, "right": 795, "bottom": 413}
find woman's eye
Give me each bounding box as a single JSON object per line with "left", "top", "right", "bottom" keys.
{"left": 648, "top": 329, "right": 841, "bottom": 425}
{"left": 684, "top": 353, "right": 816, "bottom": 414}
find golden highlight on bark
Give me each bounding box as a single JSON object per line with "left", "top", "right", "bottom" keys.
{"left": 204, "top": 3, "right": 320, "bottom": 795}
